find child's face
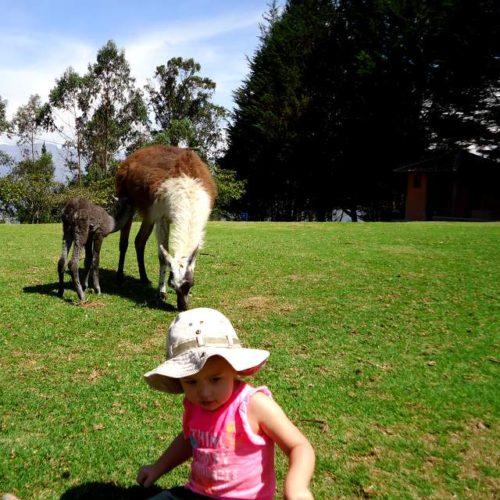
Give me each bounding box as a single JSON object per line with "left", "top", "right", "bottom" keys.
{"left": 180, "top": 356, "right": 236, "bottom": 411}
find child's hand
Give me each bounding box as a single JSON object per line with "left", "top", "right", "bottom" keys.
{"left": 137, "top": 464, "right": 160, "bottom": 487}
{"left": 284, "top": 488, "right": 314, "bottom": 500}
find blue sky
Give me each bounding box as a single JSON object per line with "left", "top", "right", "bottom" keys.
{"left": 0, "top": 0, "right": 277, "bottom": 124}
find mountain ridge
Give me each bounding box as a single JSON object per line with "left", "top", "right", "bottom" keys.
{"left": 0, "top": 143, "right": 69, "bottom": 182}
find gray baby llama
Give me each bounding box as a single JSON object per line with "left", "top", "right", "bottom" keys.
{"left": 58, "top": 197, "right": 134, "bottom": 301}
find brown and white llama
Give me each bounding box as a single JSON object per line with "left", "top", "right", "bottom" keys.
{"left": 115, "top": 144, "right": 217, "bottom": 311}
{"left": 58, "top": 197, "right": 134, "bottom": 301}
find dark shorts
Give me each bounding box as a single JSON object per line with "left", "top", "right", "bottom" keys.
{"left": 148, "top": 486, "right": 212, "bottom": 500}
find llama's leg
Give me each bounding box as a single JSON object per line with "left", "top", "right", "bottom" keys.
{"left": 57, "top": 234, "right": 73, "bottom": 297}
{"left": 91, "top": 233, "right": 104, "bottom": 295}
{"left": 83, "top": 238, "right": 93, "bottom": 290}
{"left": 117, "top": 216, "right": 133, "bottom": 283}
{"left": 156, "top": 219, "right": 169, "bottom": 300}
{"left": 135, "top": 220, "right": 154, "bottom": 284}
{"left": 69, "top": 243, "right": 85, "bottom": 301}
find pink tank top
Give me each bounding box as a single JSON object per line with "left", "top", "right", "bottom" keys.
{"left": 183, "top": 382, "right": 276, "bottom": 499}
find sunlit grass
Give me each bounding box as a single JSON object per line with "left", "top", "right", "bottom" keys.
{"left": 0, "top": 221, "right": 499, "bottom": 498}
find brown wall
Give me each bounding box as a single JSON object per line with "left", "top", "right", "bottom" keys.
{"left": 405, "top": 173, "right": 428, "bottom": 220}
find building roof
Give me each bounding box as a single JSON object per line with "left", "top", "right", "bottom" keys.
{"left": 394, "top": 150, "right": 497, "bottom": 174}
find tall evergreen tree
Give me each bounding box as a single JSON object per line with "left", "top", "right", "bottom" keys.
{"left": 225, "top": 0, "right": 499, "bottom": 220}
{"left": 225, "top": 0, "right": 333, "bottom": 219}
{"left": 320, "top": 0, "right": 500, "bottom": 215}
{"left": 416, "top": 0, "right": 500, "bottom": 157}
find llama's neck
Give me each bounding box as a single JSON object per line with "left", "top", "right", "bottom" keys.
{"left": 160, "top": 176, "right": 212, "bottom": 258}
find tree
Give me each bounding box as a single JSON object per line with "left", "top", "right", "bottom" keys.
{"left": 43, "top": 41, "right": 148, "bottom": 204}
{"left": 46, "top": 68, "right": 88, "bottom": 184}
{"left": 224, "top": 0, "right": 332, "bottom": 219}
{"left": 321, "top": 0, "right": 500, "bottom": 215}
{"left": 0, "top": 95, "right": 8, "bottom": 133}
{"left": 210, "top": 165, "right": 246, "bottom": 219}
{"left": 145, "top": 57, "right": 242, "bottom": 217}
{"left": 82, "top": 40, "right": 148, "bottom": 180}
{"left": 0, "top": 95, "right": 12, "bottom": 169}
{"left": 225, "top": 0, "right": 500, "bottom": 220}
{"left": 10, "top": 142, "right": 54, "bottom": 182}
{"left": 417, "top": 1, "right": 500, "bottom": 158}
{"left": 12, "top": 95, "right": 46, "bottom": 161}
{"left": 0, "top": 147, "right": 61, "bottom": 223}
{"left": 145, "top": 57, "right": 228, "bottom": 163}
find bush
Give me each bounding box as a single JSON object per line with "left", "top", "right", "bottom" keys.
{"left": 211, "top": 165, "right": 246, "bottom": 220}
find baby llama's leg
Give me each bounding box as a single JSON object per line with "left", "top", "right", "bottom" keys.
{"left": 69, "top": 241, "right": 86, "bottom": 301}
{"left": 91, "top": 233, "right": 104, "bottom": 295}
{"left": 83, "top": 238, "right": 93, "bottom": 291}
{"left": 57, "top": 232, "right": 73, "bottom": 297}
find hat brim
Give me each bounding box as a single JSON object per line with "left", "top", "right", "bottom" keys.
{"left": 144, "top": 347, "right": 270, "bottom": 393}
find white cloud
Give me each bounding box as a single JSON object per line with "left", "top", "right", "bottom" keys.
{"left": 0, "top": 9, "right": 261, "bottom": 132}
{"left": 124, "top": 11, "right": 261, "bottom": 108}
{"left": 0, "top": 34, "right": 93, "bottom": 119}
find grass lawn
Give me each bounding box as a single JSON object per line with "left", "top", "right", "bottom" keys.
{"left": 0, "top": 221, "right": 499, "bottom": 499}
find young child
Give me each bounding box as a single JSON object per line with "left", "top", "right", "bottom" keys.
{"left": 137, "top": 308, "right": 315, "bottom": 500}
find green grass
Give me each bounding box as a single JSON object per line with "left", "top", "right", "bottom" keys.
{"left": 1, "top": 221, "right": 499, "bottom": 499}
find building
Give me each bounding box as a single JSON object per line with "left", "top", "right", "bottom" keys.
{"left": 395, "top": 150, "right": 499, "bottom": 221}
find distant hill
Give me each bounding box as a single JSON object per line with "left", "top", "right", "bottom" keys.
{"left": 0, "top": 143, "right": 69, "bottom": 182}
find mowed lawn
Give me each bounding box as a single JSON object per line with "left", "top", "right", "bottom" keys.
{"left": 0, "top": 221, "right": 498, "bottom": 499}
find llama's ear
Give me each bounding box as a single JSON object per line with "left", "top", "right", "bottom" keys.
{"left": 187, "top": 246, "right": 199, "bottom": 268}
{"left": 159, "top": 244, "right": 174, "bottom": 266}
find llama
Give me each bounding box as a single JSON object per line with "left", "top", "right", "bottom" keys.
{"left": 115, "top": 144, "right": 217, "bottom": 311}
{"left": 57, "top": 197, "right": 134, "bottom": 301}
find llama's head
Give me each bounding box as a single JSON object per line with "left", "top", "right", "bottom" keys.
{"left": 159, "top": 245, "right": 198, "bottom": 311}
{"left": 112, "top": 196, "right": 134, "bottom": 219}
{"left": 108, "top": 196, "right": 135, "bottom": 234}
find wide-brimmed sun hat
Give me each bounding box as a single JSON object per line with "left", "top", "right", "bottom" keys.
{"left": 144, "top": 308, "right": 270, "bottom": 393}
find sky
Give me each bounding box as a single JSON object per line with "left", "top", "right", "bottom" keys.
{"left": 0, "top": 0, "right": 277, "bottom": 146}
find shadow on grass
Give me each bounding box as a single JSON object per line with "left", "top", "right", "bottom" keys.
{"left": 60, "top": 482, "right": 162, "bottom": 499}
{"left": 22, "top": 268, "right": 177, "bottom": 312}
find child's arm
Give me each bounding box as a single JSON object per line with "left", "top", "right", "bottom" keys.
{"left": 137, "top": 431, "right": 192, "bottom": 487}
{"left": 249, "top": 393, "right": 315, "bottom": 500}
